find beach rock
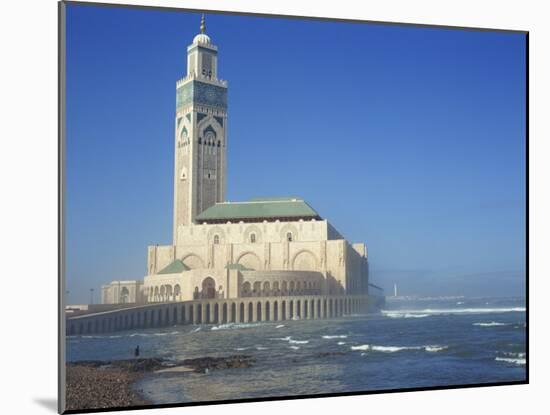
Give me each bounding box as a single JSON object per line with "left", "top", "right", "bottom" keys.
{"left": 65, "top": 355, "right": 255, "bottom": 409}
{"left": 182, "top": 355, "right": 256, "bottom": 372}
{"left": 315, "top": 351, "right": 347, "bottom": 358}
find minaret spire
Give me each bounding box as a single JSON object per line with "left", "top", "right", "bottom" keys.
{"left": 200, "top": 14, "right": 206, "bottom": 34}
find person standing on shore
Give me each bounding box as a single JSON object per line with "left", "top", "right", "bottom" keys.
{"left": 134, "top": 345, "right": 140, "bottom": 357}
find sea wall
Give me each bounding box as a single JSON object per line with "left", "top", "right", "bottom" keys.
{"left": 66, "top": 294, "right": 382, "bottom": 335}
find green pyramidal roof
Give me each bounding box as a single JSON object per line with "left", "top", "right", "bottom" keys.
{"left": 157, "top": 259, "right": 190, "bottom": 274}
{"left": 196, "top": 197, "right": 321, "bottom": 222}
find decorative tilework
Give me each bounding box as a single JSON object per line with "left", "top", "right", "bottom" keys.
{"left": 203, "top": 125, "right": 217, "bottom": 138}
{"left": 176, "top": 81, "right": 227, "bottom": 109}
{"left": 197, "top": 113, "right": 207, "bottom": 123}
{"left": 180, "top": 126, "right": 188, "bottom": 138}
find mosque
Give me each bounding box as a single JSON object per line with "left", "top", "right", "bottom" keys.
{"left": 100, "top": 16, "right": 383, "bottom": 311}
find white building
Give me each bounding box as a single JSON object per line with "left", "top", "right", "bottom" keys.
{"left": 102, "top": 16, "right": 372, "bottom": 305}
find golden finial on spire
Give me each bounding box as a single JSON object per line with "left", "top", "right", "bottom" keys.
{"left": 200, "top": 14, "right": 206, "bottom": 34}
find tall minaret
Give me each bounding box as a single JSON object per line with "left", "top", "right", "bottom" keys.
{"left": 173, "top": 15, "right": 228, "bottom": 244}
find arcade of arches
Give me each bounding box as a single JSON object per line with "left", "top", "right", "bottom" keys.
{"left": 67, "top": 295, "right": 380, "bottom": 335}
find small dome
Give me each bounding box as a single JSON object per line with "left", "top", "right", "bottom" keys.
{"left": 193, "top": 33, "right": 211, "bottom": 45}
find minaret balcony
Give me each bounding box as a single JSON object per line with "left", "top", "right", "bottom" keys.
{"left": 176, "top": 73, "right": 228, "bottom": 88}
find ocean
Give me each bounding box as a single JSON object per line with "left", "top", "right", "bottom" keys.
{"left": 66, "top": 296, "right": 526, "bottom": 404}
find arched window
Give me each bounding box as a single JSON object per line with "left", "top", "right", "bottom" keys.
{"left": 286, "top": 232, "right": 293, "bottom": 242}
{"left": 250, "top": 233, "right": 256, "bottom": 243}
{"left": 213, "top": 235, "right": 220, "bottom": 244}
{"left": 198, "top": 137, "right": 202, "bottom": 144}
{"left": 120, "top": 287, "right": 130, "bottom": 304}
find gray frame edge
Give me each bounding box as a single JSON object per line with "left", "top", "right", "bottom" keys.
{"left": 58, "top": 1, "right": 67, "bottom": 413}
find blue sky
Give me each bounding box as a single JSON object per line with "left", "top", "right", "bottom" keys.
{"left": 65, "top": 4, "right": 526, "bottom": 303}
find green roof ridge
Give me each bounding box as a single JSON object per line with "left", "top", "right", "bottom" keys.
{"left": 157, "top": 259, "right": 190, "bottom": 274}
{"left": 196, "top": 198, "right": 320, "bottom": 221}
{"left": 249, "top": 196, "right": 301, "bottom": 202}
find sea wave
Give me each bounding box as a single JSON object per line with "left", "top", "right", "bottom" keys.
{"left": 472, "top": 322, "right": 509, "bottom": 327}
{"left": 276, "top": 325, "right": 285, "bottom": 329}
{"left": 289, "top": 339, "right": 309, "bottom": 344}
{"left": 211, "top": 322, "right": 266, "bottom": 331}
{"left": 382, "top": 307, "right": 525, "bottom": 317}
{"left": 495, "top": 357, "right": 526, "bottom": 365}
{"left": 126, "top": 330, "right": 180, "bottom": 338}
{"left": 322, "top": 335, "right": 348, "bottom": 339}
{"left": 337, "top": 341, "right": 346, "bottom": 345}
{"left": 270, "top": 336, "right": 309, "bottom": 344}
{"left": 424, "top": 345, "right": 447, "bottom": 352}
{"left": 351, "top": 344, "right": 447, "bottom": 353}
{"left": 289, "top": 346, "right": 300, "bottom": 350}
{"left": 384, "top": 312, "right": 430, "bottom": 319}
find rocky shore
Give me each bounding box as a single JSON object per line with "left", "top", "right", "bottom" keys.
{"left": 65, "top": 355, "right": 256, "bottom": 411}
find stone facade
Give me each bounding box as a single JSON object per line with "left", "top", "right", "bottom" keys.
{"left": 143, "top": 217, "right": 369, "bottom": 304}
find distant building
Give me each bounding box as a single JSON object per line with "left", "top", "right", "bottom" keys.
{"left": 101, "top": 280, "right": 143, "bottom": 304}
{"left": 102, "top": 16, "right": 374, "bottom": 306}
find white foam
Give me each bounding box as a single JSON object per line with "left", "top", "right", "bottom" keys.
{"left": 256, "top": 346, "right": 268, "bottom": 350}
{"left": 211, "top": 322, "right": 265, "bottom": 331}
{"left": 382, "top": 307, "right": 525, "bottom": 318}
{"left": 289, "top": 346, "right": 300, "bottom": 350}
{"left": 235, "top": 347, "right": 249, "bottom": 351}
{"left": 495, "top": 357, "right": 526, "bottom": 365}
{"left": 337, "top": 342, "right": 346, "bottom": 345}
{"left": 473, "top": 322, "right": 509, "bottom": 327}
{"left": 289, "top": 339, "right": 309, "bottom": 344}
{"left": 424, "top": 345, "right": 448, "bottom": 352}
{"left": 351, "top": 344, "right": 447, "bottom": 353}
{"left": 372, "top": 345, "right": 413, "bottom": 352}
{"left": 351, "top": 345, "right": 370, "bottom": 351}
{"left": 270, "top": 336, "right": 309, "bottom": 344}
{"left": 501, "top": 352, "right": 525, "bottom": 358}
{"left": 276, "top": 325, "right": 285, "bottom": 329}
{"left": 384, "top": 312, "right": 430, "bottom": 319}
{"left": 322, "top": 335, "right": 348, "bottom": 339}
{"left": 270, "top": 336, "right": 291, "bottom": 341}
